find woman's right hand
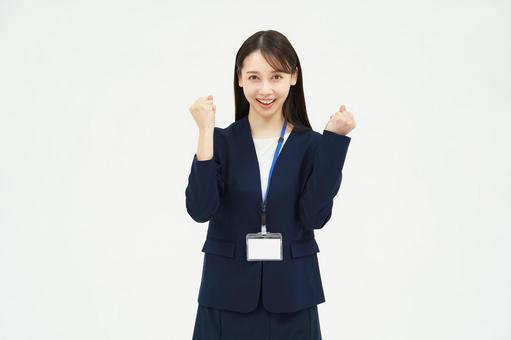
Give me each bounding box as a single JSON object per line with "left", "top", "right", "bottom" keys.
{"left": 189, "top": 95, "right": 216, "bottom": 131}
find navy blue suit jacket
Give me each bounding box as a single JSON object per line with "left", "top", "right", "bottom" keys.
{"left": 185, "top": 115, "right": 351, "bottom": 313}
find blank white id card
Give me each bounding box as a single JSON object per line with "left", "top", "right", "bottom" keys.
{"left": 246, "top": 232, "right": 283, "bottom": 261}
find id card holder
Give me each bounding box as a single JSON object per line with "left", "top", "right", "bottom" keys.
{"left": 246, "top": 232, "right": 283, "bottom": 261}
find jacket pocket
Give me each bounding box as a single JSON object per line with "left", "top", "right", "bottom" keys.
{"left": 201, "top": 237, "right": 236, "bottom": 258}
{"left": 290, "top": 238, "right": 320, "bottom": 258}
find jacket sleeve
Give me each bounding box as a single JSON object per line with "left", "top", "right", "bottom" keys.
{"left": 185, "top": 128, "right": 225, "bottom": 223}
{"left": 298, "top": 130, "right": 351, "bottom": 230}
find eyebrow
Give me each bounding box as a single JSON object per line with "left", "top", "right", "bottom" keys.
{"left": 246, "top": 71, "right": 282, "bottom": 74}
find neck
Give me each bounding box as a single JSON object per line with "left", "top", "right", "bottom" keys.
{"left": 248, "top": 111, "right": 289, "bottom": 138}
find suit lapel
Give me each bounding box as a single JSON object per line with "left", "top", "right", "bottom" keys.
{"left": 239, "top": 115, "right": 296, "bottom": 208}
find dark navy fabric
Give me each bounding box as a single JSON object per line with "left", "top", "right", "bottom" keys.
{"left": 192, "top": 266, "right": 323, "bottom": 340}
{"left": 192, "top": 298, "right": 322, "bottom": 340}
{"left": 185, "top": 115, "right": 351, "bottom": 313}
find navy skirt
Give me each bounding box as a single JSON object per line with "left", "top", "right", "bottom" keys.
{"left": 192, "top": 296, "right": 322, "bottom": 340}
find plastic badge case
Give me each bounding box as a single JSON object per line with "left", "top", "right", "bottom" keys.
{"left": 246, "top": 232, "right": 283, "bottom": 261}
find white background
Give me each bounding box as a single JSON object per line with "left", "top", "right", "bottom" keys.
{"left": 1, "top": 0, "right": 510, "bottom": 339}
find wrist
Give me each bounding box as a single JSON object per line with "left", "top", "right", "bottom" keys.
{"left": 199, "top": 127, "right": 214, "bottom": 135}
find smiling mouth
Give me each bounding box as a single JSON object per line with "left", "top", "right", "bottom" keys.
{"left": 256, "top": 98, "right": 276, "bottom": 105}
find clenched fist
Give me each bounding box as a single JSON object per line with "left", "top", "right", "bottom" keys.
{"left": 325, "top": 104, "right": 356, "bottom": 136}
{"left": 189, "top": 95, "right": 216, "bottom": 131}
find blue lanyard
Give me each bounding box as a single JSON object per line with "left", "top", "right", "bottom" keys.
{"left": 260, "top": 119, "right": 288, "bottom": 228}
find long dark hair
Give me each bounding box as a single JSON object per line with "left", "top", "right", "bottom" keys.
{"left": 234, "top": 30, "right": 312, "bottom": 132}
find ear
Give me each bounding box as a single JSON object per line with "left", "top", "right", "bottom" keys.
{"left": 291, "top": 67, "right": 298, "bottom": 86}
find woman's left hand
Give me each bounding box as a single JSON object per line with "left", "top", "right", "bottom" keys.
{"left": 325, "top": 104, "right": 356, "bottom": 136}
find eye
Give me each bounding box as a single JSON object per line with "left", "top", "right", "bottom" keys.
{"left": 248, "top": 75, "right": 283, "bottom": 80}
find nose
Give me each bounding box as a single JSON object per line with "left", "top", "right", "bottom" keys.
{"left": 258, "top": 80, "right": 274, "bottom": 95}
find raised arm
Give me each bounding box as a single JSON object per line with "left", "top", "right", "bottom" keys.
{"left": 185, "top": 127, "right": 225, "bottom": 223}
{"left": 298, "top": 130, "right": 351, "bottom": 230}
{"left": 185, "top": 95, "right": 223, "bottom": 223}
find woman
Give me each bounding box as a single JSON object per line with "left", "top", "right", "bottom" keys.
{"left": 186, "top": 30, "right": 356, "bottom": 340}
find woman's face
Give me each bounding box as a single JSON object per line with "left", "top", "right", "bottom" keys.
{"left": 238, "top": 50, "right": 298, "bottom": 120}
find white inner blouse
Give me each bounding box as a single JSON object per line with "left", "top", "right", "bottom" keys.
{"left": 252, "top": 131, "right": 291, "bottom": 200}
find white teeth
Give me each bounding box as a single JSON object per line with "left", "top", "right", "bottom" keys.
{"left": 257, "top": 99, "right": 275, "bottom": 104}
